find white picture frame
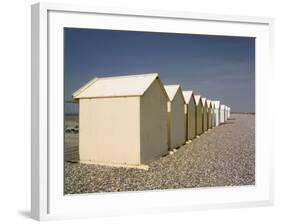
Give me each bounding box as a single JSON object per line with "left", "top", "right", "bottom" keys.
{"left": 31, "top": 2, "right": 274, "bottom": 221}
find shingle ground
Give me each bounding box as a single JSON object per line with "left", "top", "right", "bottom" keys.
{"left": 64, "top": 114, "right": 255, "bottom": 194}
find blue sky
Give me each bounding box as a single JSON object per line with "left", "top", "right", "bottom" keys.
{"left": 64, "top": 28, "right": 255, "bottom": 113}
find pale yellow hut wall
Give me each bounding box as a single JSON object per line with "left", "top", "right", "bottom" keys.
{"left": 203, "top": 105, "right": 208, "bottom": 132}
{"left": 79, "top": 97, "right": 141, "bottom": 165}
{"left": 168, "top": 90, "right": 186, "bottom": 149}
{"left": 212, "top": 108, "right": 216, "bottom": 127}
{"left": 140, "top": 79, "right": 168, "bottom": 163}
{"left": 220, "top": 107, "right": 225, "bottom": 123}
{"left": 196, "top": 104, "right": 203, "bottom": 135}
{"left": 208, "top": 107, "right": 212, "bottom": 129}
{"left": 186, "top": 97, "right": 196, "bottom": 140}
{"left": 167, "top": 102, "right": 171, "bottom": 148}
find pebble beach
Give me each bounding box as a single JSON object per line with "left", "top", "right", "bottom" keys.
{"left": 64, "top": 113, "right": 255, "bottom": 194}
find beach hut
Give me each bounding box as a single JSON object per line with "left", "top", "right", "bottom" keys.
{"left": 207, "top": 100, "right": 213, "bottom": 129}
{"left": 164, "top": 85, "right": 186, "bottom": 150}
{"left": 211, "top": 101, "right": 216, "bottom": 127}
{"left": 213, "top": 101, "right": 220, "bottom": 127}
{"left": 201, "top": 97, "right": 208, "bottom": 132}
{"left": 73, "top": 73, "right": 169, "bottom": 167}
{"left": 228, "top": 107, "right": 231, "bottom": 118}
{"left": 194, "top": 95, "right": 203, "bottom": 136}
{"left": 220, "top": 104, "right": 226, "bottom": 123}
{"left": 225, "top": 106, "right": 228, "bottom": 121}
{"left": 182, "top": 91, "right": 196, "bottom": 141}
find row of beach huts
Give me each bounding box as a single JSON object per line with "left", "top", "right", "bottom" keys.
{"left": 72, "top": 73, "right": 231, "bottom": 169}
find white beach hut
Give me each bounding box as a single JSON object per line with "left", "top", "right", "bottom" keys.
{"left": 201, "top": 97, "right": 208, "bottom": 132}
{"left": 214, "top": 101, "right": 220, "bottom": 127}
{"left": 73, "top": 73, "right": 169, "bottom": 167}
{"left": 211, "top": 101, "right": 216, "bottom": 127}
{"left": 224, "top": 106, "right": 228, "bottom": 121}
{"left": 182, "top": 91, "right": 196, "bottom": 141}
{"left": 164, "top": 85, "right": 186, "bottom": 150}
{"left": 207, "top": 100, "right": 213, "bottom": 129}
{"left": 228, "top": 107, "right": 231, "bottom": 118}
{"left": 194, "top": 95, "right": 203, "bottom": 136}
{"left": 220, "top": 104, "right": 226, "bottom": 123}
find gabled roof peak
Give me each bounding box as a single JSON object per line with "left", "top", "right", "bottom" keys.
{"left": 194, "top": 95, "right": 202, "bottom": 106}
{"left": 182, "top": 91, "right": 194, "bottom": 104}
{"left": 201, "top": 97, "right": 207, "bottom": 106}
{"left": 164, "top": 85, "right": 181, "bottom": 101}
{"left": 213, "top": 100, "right": 220, "bottom": 108}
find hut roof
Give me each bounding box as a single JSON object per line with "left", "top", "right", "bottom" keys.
{"left": 201, "top": 97, "right": 207, "bottom": 106}
{"left": 182, "top": 91, "right": 194, "bottom": 104}
{"left": 214, "top": 101, "right": 220, "bottom": 109}
{"left": 164, "top": 85, "right": 181, "bottom": 101}
{"left": 194, "top": 95, "right": 202, "bottom": 106}
{"left": 207, "top": 100, "right": 212, "bottom": 108}
{"left": 73, "top": 73, "right": 167, "bottom": 99}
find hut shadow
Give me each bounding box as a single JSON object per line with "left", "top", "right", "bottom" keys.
{"left": 220, "top": 121, "right": 235, "bottom": 125}
{"left": 227, "top": 118, "right": 236, "bottom": 121}
{"left": 18, "top": 210, "right": 31, "bottom": 219}
{"left": 64, "top": 145, "right": 80, "bottom": 162}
